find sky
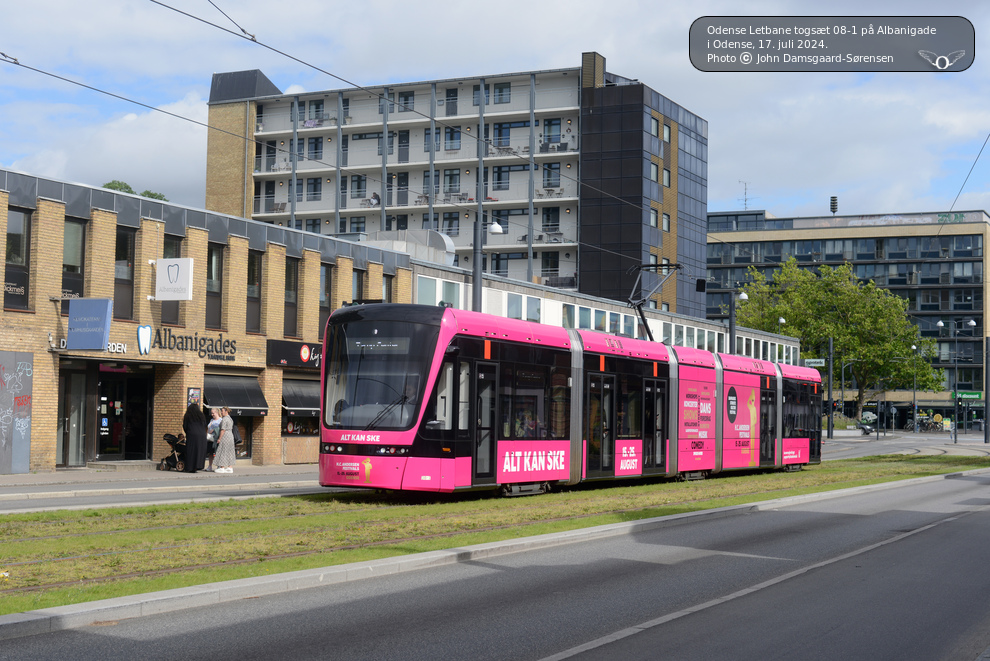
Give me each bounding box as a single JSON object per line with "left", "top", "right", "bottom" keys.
{"left": 1, "top": 0, "right": 989, "bottom": 219}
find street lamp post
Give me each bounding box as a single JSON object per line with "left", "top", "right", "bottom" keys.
{"left": 728, "top": 290, "right": 748, "bottom": 354}
{"left": 937, "top": 318, "right": 976, "bottom": 443}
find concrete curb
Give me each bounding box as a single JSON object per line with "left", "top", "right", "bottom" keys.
{"left": 3, "top": 467, "right": 989, "bottom": 642}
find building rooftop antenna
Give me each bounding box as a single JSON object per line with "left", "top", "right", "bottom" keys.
{"left": 738, "top": 180, "right": 757, "bottom": 211}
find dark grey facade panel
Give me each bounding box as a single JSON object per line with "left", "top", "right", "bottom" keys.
{"left": 37, "top": 178, "right": 62, "bottom": 202}
{"left": 319, "top": 237, "right": 339, "bottom": 263}
{"left": 284, "top": 228, "right": 303, "bottom": 258}
{"left": 115, "top": 195, "right": 141, "bottom": 228}
{"left": 65, "top": 184, "right": 91, "bottom": 218}
{"left": 140, "top": 199, "right": 164, "bottom": 221}
{"left": 206, "top": 214, "right": 229, "bottom": 243}
{"left": 185, "top": 209, "right": 207, "bottom": 230}
{"left": 265, "top": 225, "right": 285, "bottom": 249}
{"left": 7, "top": 172, "right": 38, "bottom": 208}
{"left": 227, "top": 218, "right": 247, "bottom": 240}
{"left": 163, "top": 205, "right": 185, "bottom": 236}
{"left": 246, "top": 221, "right": 268, "bottom": 251}
{"left": 302, "top": 233, "right": 322, "bottom": 254}
{"left": 90, "top": 188, "right": 115, "bottom": 213}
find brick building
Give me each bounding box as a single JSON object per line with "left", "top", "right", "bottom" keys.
{"left": 0, "top": 169, "right": 411, "bottom": 473}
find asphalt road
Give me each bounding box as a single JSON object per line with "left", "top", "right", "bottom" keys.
{"left": 4, "top": 472, "right": 990, "bottom": 660}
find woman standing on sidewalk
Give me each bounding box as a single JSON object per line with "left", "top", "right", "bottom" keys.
{"left": 205, "top": 407, "right": 221, "bottom": 472}
{"left": 181, "top": 404, "right": 208, "bottom": 473}
{"left": 214, "top": 406, "right": 237, "bottom": 473}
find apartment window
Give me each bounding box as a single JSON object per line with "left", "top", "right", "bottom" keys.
{"left": 61, "top": 219, "right": 86, "bottom": 314}
{"left": 205, "top": 243, "right": 223, "bottom": 329}
{"left": 662, "top": 213, "right": 671, "bottom": 232}
{"left": 350, "top": 217, "right": 366, "bottom": 233}
{"left": 161, "top": 235, "right": 181, "bottom": 325}
{"left": 472, "top": 84, "right": 490, "bottom": 106}
{"left": 544, "top": 118, "right": 561, "bottom": 143}
{"left": 306, "top": 218, "right": 320, "bottom": 233}
{"left": 663, "top": 124, "right": 671, "bottom": 142}
{"left": 306, "top": 178, "right": 322, "bottom": 202}
{"left": 493, "top": 164, "right": 527, "bottom": 190}
{"left": 284, "top": 257, "right": 299, "bottom": 337}
{"left": 649, "top": 209, "right": 658, "bottom": 227}
{"left": 5, "top": 208, "right": 30, "bottom": 310}
{"left": 378, "top": 91, "right": 395, "bottom": 114}
{"left": 319, "top": 263, "right": 332, "bottom": 339}
{"left": 114, "top": 229, "right": 136, "bottom": 320}
{"left": 661, "top": 257, "right": 671, "bottom": 275}
{"left": 246, "top": 250, "right": 262, "bottom": 333}
{"left": 494, "top": 82, "right": 511, "bottom": 104}
{"left": 307, "top": 137, "right": 322, "bottom": 161}
{"left": 398, "top": 91, "right": 414, "bottom": 112}
{"left": 443, "top": 169, "right": 460, "bottom": 194}
{"left": 424, "top": 129, "right": 440, "bottom": 153}
{"left": 543, "top": 163, "right": 561, "bottom": 188}
{"left": 445, "top": 126, "right": 461, "bottom": 150}
{"left": 422, "top": 213, "right": 439, "bottom": 231}
{"left": 337, "top": 218, "right": 347, "bottom": 234}
{"left": 541, "top": 251, "right": 559, "bottom": 276}
{"left": 663, "top": 168, "right": 671, "bottom": 187}
{"left": 650, "top": 117, "right": 660, "bottom": 137}
{"left": 650, "top": 162, "right": 659, "bottom": 182}
{"left": 423, "top": 169, "right": 440, "bottom": 195}
{"left": 309, "top": 99, "right": 323, "bottom": 120}
{"left": 442, "top": 212, "right": 460, "bottom": 237}
{"left": 542, "top": 207, "right": 560, "bottom": 232}
{"left": 289, "top": 178, "right": 303, "bottom": 203}
{"left": 377, "top": 132, "right": 395, "bottom": 156}
{"left": 350, "top": 175, "right": 367, "bottom": 198}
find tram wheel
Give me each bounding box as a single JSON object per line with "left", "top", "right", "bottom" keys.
{"left": 540, "top": 481, "right": 552, "bottom": 494}
{"left": 498, "top": 484, "right": 512, "bottom": 498}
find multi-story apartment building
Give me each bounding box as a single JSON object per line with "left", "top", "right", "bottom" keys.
{"left": 205, "top": 52, "right": 709, "bottom": 317}
{"left": 707, "top": 209, "right": 990, "bottom": 424}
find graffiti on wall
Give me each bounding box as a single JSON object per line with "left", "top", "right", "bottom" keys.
{"left": 0, "top": 352, "right": 33, "bottom": 474}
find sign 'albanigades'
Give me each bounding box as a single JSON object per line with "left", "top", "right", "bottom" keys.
{"left": 137, "top": 325, "right": 236, "bottom": 361}
{"left": 154, "top": 258, "right": 194, "bottom": 301}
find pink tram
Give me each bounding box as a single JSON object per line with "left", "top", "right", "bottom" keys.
{"left": 319, "top": 304, "right": 822, "bottom": 494}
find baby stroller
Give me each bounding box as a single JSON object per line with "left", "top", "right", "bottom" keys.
{"left": 157, "top": 433, "right": 187, "bottom": 471}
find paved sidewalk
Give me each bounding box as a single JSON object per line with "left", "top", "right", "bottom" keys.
{"left": 0, "top": 461, "right": 321, "bottom": 508}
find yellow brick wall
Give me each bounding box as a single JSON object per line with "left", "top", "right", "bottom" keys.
{"left": 660, "top": 118, "right": 679, "bottom": 311}
{"left": 205, "top": 102, "right": 255, "bottom": 218}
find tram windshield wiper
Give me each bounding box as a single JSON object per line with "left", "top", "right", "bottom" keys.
{"left": 365, "top": 394, "right": 408, "bottom": 430}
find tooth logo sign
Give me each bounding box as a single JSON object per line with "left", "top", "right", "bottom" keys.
{"left": 137, "top": 325, "right": 153, "bottom": 355}
{"left": 167, "top": 263, "right": 180, "bottom": 284}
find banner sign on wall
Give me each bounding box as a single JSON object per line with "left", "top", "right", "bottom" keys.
{"left": 66, "top": 298, "right": 113, "bottom": 350}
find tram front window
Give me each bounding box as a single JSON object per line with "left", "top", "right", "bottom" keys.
{"left": 324, "top": 319, "right": 438, "bottom": 431}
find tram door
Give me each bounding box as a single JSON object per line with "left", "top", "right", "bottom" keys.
{"left": 474, "top": 363, "right": 497, "bottom": 483}
{"left": 759, "top": 381, "right": 777, "bottom": 466}
{"left": 586, "top": 374, "right": 615, "bottom": 476}
{"left": 643, "top": 380, "right": 667, "bottom": 471}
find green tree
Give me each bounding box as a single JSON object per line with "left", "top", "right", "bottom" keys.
{"left": 103, "top": 180, "right": 135, "bottom": 194}
{"left": 102, "top": 181, "right": 168, "bottom": 202}
{"left": 735, "top": 258, "right": 942, "bottom": 419}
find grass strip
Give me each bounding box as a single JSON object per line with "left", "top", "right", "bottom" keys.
{"left": 0, "top": 455, "right": 987, "bottom": 616}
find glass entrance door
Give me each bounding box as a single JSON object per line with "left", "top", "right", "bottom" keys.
{"left": 57, "top": 372, "right": 87, "bottom": 467}
{"left": 97, "top": 374, "right": 153, "bottom": 461}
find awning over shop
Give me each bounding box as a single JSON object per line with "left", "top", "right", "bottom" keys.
{"left": 203, "top": 374, "right": 269, "bottom": 416}
{"left": 282, "top": 379, "right": 320, "bottom": 417}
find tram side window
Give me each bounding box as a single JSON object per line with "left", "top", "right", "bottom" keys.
{"left": 617, "top": 375, "right": 643, "bottom": 438}
{"left": 499, "top": 362, "right": 549, "bottom": 439}
{"left": 548, "top": 369, "right": 570, "bottom": 439}
{"left": 425, "top": 361, "right": 455, "bottom": 432}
